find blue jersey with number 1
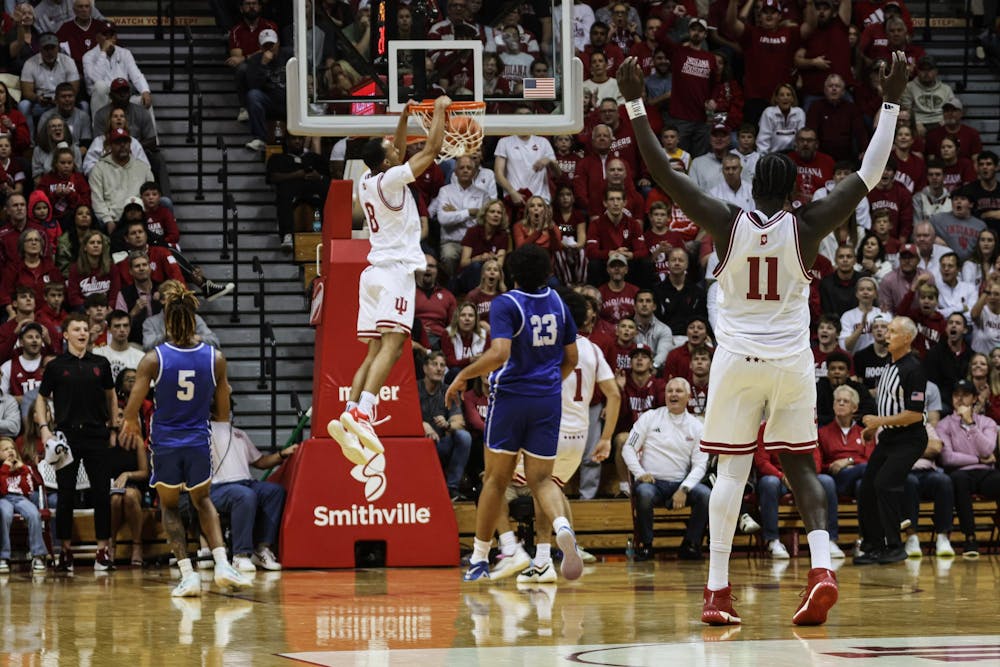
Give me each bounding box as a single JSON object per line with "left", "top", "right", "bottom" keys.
{"left": 488, "top": 288, "right": 577, "bottom": 397}
{"left": 151, "top": 342, "right": 217, "bottom": 448}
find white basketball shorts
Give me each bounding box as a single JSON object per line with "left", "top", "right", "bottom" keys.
{"left": 356, "top": 264, "right": 416, "bottom": 338}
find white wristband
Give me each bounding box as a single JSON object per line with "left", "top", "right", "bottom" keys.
{"left": 625, "top": 98, "right": 646, "bottom": 120}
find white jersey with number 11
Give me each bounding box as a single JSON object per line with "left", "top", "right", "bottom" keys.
{"left": 357, "top": 163, "right": 426, "bottom": 272}
{"left": 712, "top": 210, "right": 812, "bottom": 358}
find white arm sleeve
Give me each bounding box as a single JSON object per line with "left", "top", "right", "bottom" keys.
{"left": 857, "top": 102, "right": 900, "bottom": 190}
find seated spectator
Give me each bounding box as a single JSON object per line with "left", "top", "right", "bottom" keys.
{"left": 839, "top": 277, "right": 886, "bottom": 354}
{"left": 107, "top": 368, "right": 149, "bottom": 565}
{"left": 622, "top": 377, "right": 709, "bottom": 560}
{"left": 206, "top": 416, "right": 291, "bottom": 572}
{"left": 141, "top": 280, "right": 221, "bottom": 350}
{"left": 5, "top": 2, "right": 42, "bottom": 78}
{"left": 603, "top": 157, "right": 645, "bottom": 219}
{"left": 17, "top": 32, "right": 80, "bottom": 138}
{"left": 0, "top": 82, "right": 30, "bottom": 156}
{"left": 816, "top": 350, "right": 876, "bottom": 426}
{"left": 660, "top": 125, "right": 692, "bottom": 172}
{"left": 35, "top": 0, "right": 105, "bottom": 40}
{"left": 36, "top": 147, "right": 92, "bottom": 229}
{"left": 551, "top": 184, "right": 588, "bottom": 286}
{"left": 572, "top": 125, "right": 618, "bottom": 213}
{"left": 925, "top": 97, "right": 982, "bottom": 161}
{"left": 962, "top": 229, "right": 998, "bottom": 290}
{"left": 896, "top": 278, "right": 947, "bottom": 358}
{"left": 494, "top": 116, "right": 559, "bottom": 219}
{"left": 581, "top": 21, "right": 625, "bottom": 80}
{"left": 0, "top": 135, "right": 28, "bottom": 207}
{"left": 937, "top": 379, "right": 1000, "bottom": 558}
{"left": 789, "top": 127, "right": 835, "bottom": 205}
{"left": 935, "top": 252, "right": 977, "bottom": 320}
{"left": 34, "top": 283, "right": 66, "bottom": 352}
{"left": 708, "top": 50, "right": 744, "bottom": 136}
{"left": 88, "top": 127, "right": 154, "bottom": 232}
{"left": 644, "top": 201, "right": 677, "bottom": 281}
{"left": 926, "top": 312, "right": 973, "bottom": 411}
{"left": 441, "top": 302, "right": 489, "bottom": 381}
{"left": 755, "top": 84, "right": 805, "bottom": 154}
{"left": 911, "top": 223, "right": 949, "bottom": 283}
{"left": 139, "top": 182, "right": 178, "bottom": 249}
{"left": 820, "top": 244, "right": 862, "bottom": 318}
{"left": 754, "top": 430, "right": 842, "bottom": 560}
{"left": 111, "top": 219, "right": 182, "bottom": 285}
{"left": 244, "top": 29, "right": 291, "bottom": 153}
{"left": 813, "top": 313, "right": 849, "bottom": 379}
{"left": 66, "top": 228, "right": 117, "bottom": 309}
{"left": 0, "top": 438, "right": 48, "bottom": 573}
{"left": 92, "top": 309, "right": 142, "bottom": 379}
{"left": 956, "top": 151, "right": 1000, "bottom": 227}
{"left": 32, "top": 114, "right": 83, "bottom": 180}
{"left": 1, "top": 229, "right": 63, "bottom": 317}
{"left": 856, "top": 233, "right": 893, "bottom": 282}
{"left": 687, "top": 345, "right": 711, "bottom": 416}
{"left": 664, "top": 315, "right": 712, "bottom": 380}
{"left": 731, "top": 123, "right": 762, "bottom": 183}
{"left": 265, "top": 132, "right": 329, "bottom": 251}
{"left": 902, "top": 421, "right": 956, "bottom": 557}
{"left": 552, "top": 135, "right": 584, "bottom": 188}
{"left": 867, "top": 208, "right": 901, "bottom": 260}
{"left": 913, "top": 159, "right": 952, "bottom": 227}
{"left": 83, "top": 292, "right": 109, "bottom": 344}
{"left": 55, "top": 204, "right": 94, "bottom": 274}
{"left": 0, "top": 322, "right": 46, "bottom": 401}
{"left": 605, "top": 317, "right": 639, "bottom": 375}
{"left": 512, "top": 195, "right": 562, "bottom": 256}
{"left": 818, "top": 384, "right": 872, "bottom": 498}
{"left": 0, "top": 194, "right": 43, "bottom": 266}
{"left": 82, "top": 22, "right": 153, "bottom": 122}
{"left": 114, "top": 251, "right": 160, "bottom": 345}
{"left": 415, "top": 254, "right": 457, "bottom": 349}
{"left": 91, "top": 80, "right": 162, "bottom": 189}
{"left": 972, "top": 276, "right": 1000, "bottom": 354}
{"left": 598, "top": 253, "right": 638, "bottom": 324}
{"left": 39, "top": 83, "right": 91, "bottom": 151}
{"left": 891, "top": 125, "right": 926, "bottom": 194}
{"left": 225, "top": 0, "right": 278, "bottom": 122}
{"left": 938, "top": 137, "right": 976, "bottom": 194}
{"left": 633, "top": 289, "right": 672, "bottom": 375}
{"left": 464, "top": 257, "right": 505, "bottom": 320}
{"left": 82, "top": 106, "right": 149, "bottom": 176}
{"left": 867, "top": 161, "right": 914, "bottom": 245}
{"left": 643, "top": 48, "right": 672, "bottom": 119}
{"left": 853, "top": 314, "right": 892, "bottom": 396}
{"left": 0, "top": 288, "right": 41, "bottom": 363}
{"left": 431, "top": 155, "right": 490, "bottom": 281}
{"left": 655, "top": 248, "right": 707, "bottom": 336}
{"left": 805, "top": 74, "right": 868, "bottom": 161}
{"left": 901, "top": 56, "right": 952, "bottom": 137}
{"left": 931, "top": 193, "right": 985, "bottom": 263}
{"left": 688, "top": 124, "right": 731, "bottom": 193}
{"left": 709, "top": 154, "right": 754, "bottom": 211}
{"left": 966, "top": 352, "right": 992, "bottom": 416}
{"left": 419, "top": 351, "right": 471, "bottom": 501}
{"left": 27, "top": 190, "right": 60, "bottom": 257}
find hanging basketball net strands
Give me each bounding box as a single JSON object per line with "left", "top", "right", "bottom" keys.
{"left": 411, "top": 101, "right": 485, "bottom": 161}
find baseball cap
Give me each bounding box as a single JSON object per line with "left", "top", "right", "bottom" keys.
{"left": 39, "top": 33, "right": 59, "bottom": 48}
{"left": 123, "top": 196, "right": 143, "bottom": 211}
{"left": 630, "top": 343, "right": 653, "bottom": 358}
{"left": 608, "top": 252, "right": 628, "bottom": 267}
{"left": 942, "top": 96, "right": 963, "bottom": 110}
{"left": 917, "top": 55, "right": 937, "bottom": 70}
{"left": 99, "top": 21, "right": 117, "bottom": 34}
{"left": 110, "top": 77, "right": 130, "bottom": 92}
{"left": 109, "top": 127, "right": 130, "bottom": 142}
{"left": 711, "top": 122, "right": 729, "bottom": 134}
{"left": 760, "top": 0, "right": 782, "bottom": 10}
{"left": 899, "top": 243, "right": 918, "bottom": 256}
{"left": 258, "top": 28, "right": 278, "bottom": 47}
{"left": 18, "top": 322, "right": 44, "bottom": 338}
{"left": 952, "top": 379, "right": 975, "bottom": 395}
{"left": 689, "top": 17, "right": 708, "bottom": 30}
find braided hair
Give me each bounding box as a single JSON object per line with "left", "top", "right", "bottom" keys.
{"left": 752, "top": 152, "right": 798, "bottom": 204}
{"left": 160, "top": 279, "right": 200, "bottom": 347}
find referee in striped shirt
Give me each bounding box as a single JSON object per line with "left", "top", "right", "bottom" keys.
{"left": 854, "top": 316, "right": 928, "bottom": 565}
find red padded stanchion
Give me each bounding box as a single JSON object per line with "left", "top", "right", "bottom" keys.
{"left": 278, "top": 180, "right": 459, "bottom": 568}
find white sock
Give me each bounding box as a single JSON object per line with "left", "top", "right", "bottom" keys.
{"left": 178, "top": 558, "right": 193, "bottom": 577}
{"left": 346, "top": 400, "right": 358, "bottom": 413}
{"left": 534, "top": 543, "right": 551, "bottom": 566}
{"left": 471, "top": 538, "right": 491, "bottom": 564}
{"left": 808, "top": 530, "right": 833, "bottom": 570}
{"left": 619, "top": 481, "right": 630, "bottom": 494}
{"left": 212, "top": 547, "right": 229, "bottom": 567}
{"left": 359, "top": 391, "right": 378, "bottom": 416}
{"left": 552, "top": 516, "right": 571, "bottom": 535}
{"left": 707, "top": 454, "right": 753, "bottom": 591}
{"left": 498, "top": 531, "right": 517, "bottom": 556}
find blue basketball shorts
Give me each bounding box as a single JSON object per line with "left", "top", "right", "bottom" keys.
{"left": 484, "top": 392, "right": 561, "bottom": 459}
{"left": 150, "top": 444, "right": 212, "bottom": 490}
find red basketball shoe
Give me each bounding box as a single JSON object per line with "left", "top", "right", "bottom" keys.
{"left": 701, "top": 585, "right": 741, "bottom": 625}
{"left": 792, "top": 567, "right": 838, "bottom": 626}
{"left": 341, "top": 407, "right": 385, "bottom": 455}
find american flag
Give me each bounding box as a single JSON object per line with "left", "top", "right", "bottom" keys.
{"left": 523, "top": 78, "right": 555, "bottom": 99}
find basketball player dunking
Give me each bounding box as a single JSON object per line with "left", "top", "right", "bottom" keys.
{"left": 121, "top": 281, "right": 250, "bottom": 596}
{"left": 616, "top": 53, "right": 909, "bottom": 625}
{"left": 327, "top": 96, "right": 452, "bottom": 460}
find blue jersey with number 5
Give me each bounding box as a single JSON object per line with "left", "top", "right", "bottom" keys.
{"left": 151, "top": 342, "right": 217, "bottom": 448}
{"left": 488, "top": 288, "right": 577, "bottom": 397}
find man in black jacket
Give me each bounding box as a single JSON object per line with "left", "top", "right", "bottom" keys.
{"left": 245, "top": 28, "right": 291, "bottom": 152}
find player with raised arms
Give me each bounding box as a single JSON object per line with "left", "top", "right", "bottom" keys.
{"left": 446, "top": 244, "right": 582, "bottom": 582}
{"left": 328, "top": 95, "right": 452, "bottom": 462}
{"left": 120, "top": 280, "right": 250, "bottom": 596}
{"left": 615, "top": 52, "right": 909, "bottom": 625}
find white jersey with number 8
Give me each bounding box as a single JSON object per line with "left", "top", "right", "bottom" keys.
{"left": 357, "top": 163, "right": 426, "bottom": 273}
{"left": 560, "top": 336, "right": 615, "bottom": 432}
{"left": 712, "top": 210, "right": 812, "bottom": 359}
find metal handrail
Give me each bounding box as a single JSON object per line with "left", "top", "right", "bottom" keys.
{"left": 263, "top": 322, "right": 278, "bottom": 447}
{"left": 957, "top": 0, "right": 971, "bottom": 93}
{"left": 155, "top": 0, "right": 163, "bottom": 41}
{"left": 923, "top": 0, "right": 931, "bottom": 42}
{"left": 186, "top": 76, "right": 198, "bottom": 145}
{"left": 194, "top": 88, "right": 204, "bottom": 200}
{"left": 185, "top": 27, "right": 195, "bottom": 140}
{"left": 253, "top": 256, "right": 267, "bottom": 389}
{"left": 217, "top": 136, "right": 229, "bottom": 260}
{"left": 229, "top": 198, "right": 241, "bottom": 323}
{"left": 165, "top": 2, "right": 176, "bottom": 91}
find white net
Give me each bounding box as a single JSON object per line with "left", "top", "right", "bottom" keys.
{"left": 412, "top": 102, "right": 485, "bottom": 161}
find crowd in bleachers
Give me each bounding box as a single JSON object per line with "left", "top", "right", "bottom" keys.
{"left": 282, "top": 0, "right": 1000, "bottom": 557}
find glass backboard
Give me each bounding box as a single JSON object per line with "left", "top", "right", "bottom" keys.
{"left": 287, "top": 0, "right": 583, "bottom": 137}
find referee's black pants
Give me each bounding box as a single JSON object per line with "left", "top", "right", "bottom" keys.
{"left": 858, "top": 426, "right": 927, "bottom": 550}
{"left": 56, "top": 433, "right": 112, "bottom": 542}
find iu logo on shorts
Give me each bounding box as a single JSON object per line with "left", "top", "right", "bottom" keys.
{"left": 394, "top": 297, "right": 408, "bottom": 316}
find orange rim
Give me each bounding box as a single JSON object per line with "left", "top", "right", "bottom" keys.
{"left": 409, "top": 100, "right": 486, "bottom": 113}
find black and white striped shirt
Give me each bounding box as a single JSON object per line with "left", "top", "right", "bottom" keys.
{"left": 875, "top": 353, "right": 927, "bottom": 429}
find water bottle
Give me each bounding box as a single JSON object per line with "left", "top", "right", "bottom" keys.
{"left": 625, "top": 536, "right": 634, "bottom": 561}
{"left": 274, "top": 120, "right": 284, "bottom": 141}
{"left": 312, "top": 208, "right": 322, "bottom": 232}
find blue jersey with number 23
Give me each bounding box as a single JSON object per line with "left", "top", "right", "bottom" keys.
{"left": 151, "top": 342, "right": 217, "bottom": 448}
{"left": 488, "top": 288, "right": 577, "bottom": 397}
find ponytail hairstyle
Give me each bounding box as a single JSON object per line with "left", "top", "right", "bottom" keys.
{"left": 160, "top": 279, "right": 200, "bottom": 346}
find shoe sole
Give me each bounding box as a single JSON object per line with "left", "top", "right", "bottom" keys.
{"left": 962, "top": 552, "right": 980, "bottom": 560}
{"left": 792, "top": 581, "right": 838, "bottom": 626}
{"left": 490, "top": 553, "right": 531, "bottom": 581}
{"left": 341, "top": 412, "right": 385, "bottom": 454}
{"left": 936, "top": 550, "right": 955, "bottom": 558}
{"left": 534, "top": 566, "right": 557, "bottom": 583}
{"left": 556, "top": 529, "right": 583, "bottom": 581}
{"left": 328, "top": 421, "right": 369, "bottom": 465}
{"left": 204, "top": 283, "right": 235, "bottom": 303}
{"left": 702, "top": 608, "right": 741, "bottom": 626}
{"left": 215, "top": 573, "right": 252, "bottom": 589}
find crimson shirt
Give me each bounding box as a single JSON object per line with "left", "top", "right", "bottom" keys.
{"left": 617, "top": 373, "right": 665, "bottom": 430}
{"left": 604, "top": 339, "right": 636, "bottom": 374}
{"left": 925, "top": 125, "right": 983, "bottom": 161}
{"left": 598, "top": 281, "right": 639, "bottom": 323}
{"left": 799, "top": 17, "right": 853, "bottom": 94}
{"left": 228, "top": 18, "right": 279, "bottom": 56}
{"left": 415, "top": 285, "right": 457, "bottom": 340}
{"left": 893, "top": 151, "right": 927, "bottom": 194}
{"left": 585, "top": 212, "right": 648, "bottom": 260}
{"left": 739, "top": 26, "right": 800, "bottom": 101}
{"left": 112, "top": 246, "right": 184, "bottom": 287}
{"left": 145, "top": 205, "right": 180, "bottom": 246}
{"left": 817, "top": 421, "right": 873, "bottom": 470}
{"left": 867, "top": 182, "right": 914, "bottom": 240}
{"left": 790, "top": 151, "right": 835, "bottom": 204}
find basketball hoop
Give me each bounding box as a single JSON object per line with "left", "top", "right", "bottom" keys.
{"left": 410, "top": 100, "right": 486, "bottom": 161}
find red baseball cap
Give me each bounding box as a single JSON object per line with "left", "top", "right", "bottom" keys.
{"left": 110, "top": 78, "right": 130, "bottom": 92}
{"left": 109, "top": 127, "right": 131, "bottom": 142}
